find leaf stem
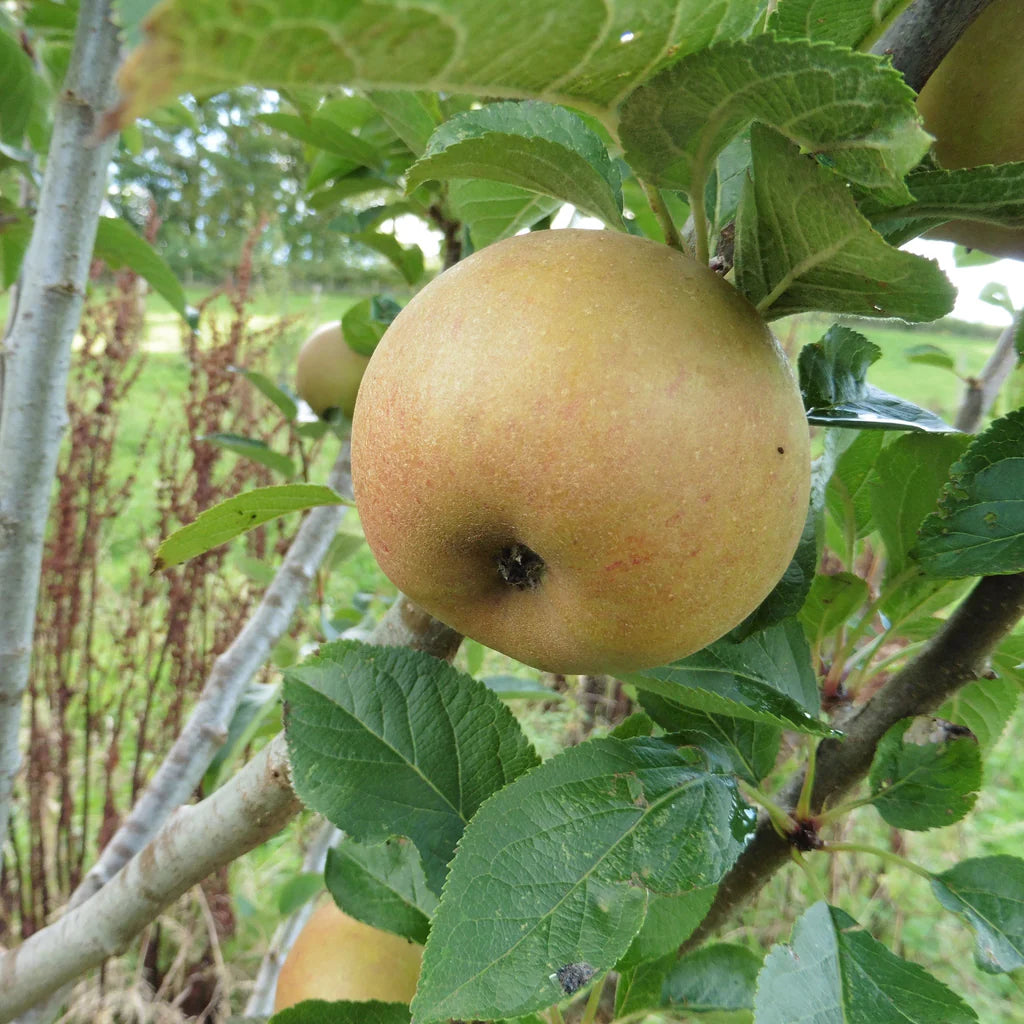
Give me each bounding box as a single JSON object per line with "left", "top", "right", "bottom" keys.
{"left": 794, "top": 738, "right": 817, "bottom": 821}
{"left": 739, "top": 780, "right": 797, "bottom": 836}
{"left": 792, "top": 848, "right": 827, "bottom": 903}
{"left": 816, "top": 793, "right": 880, "bottom": 826}
{"left": 550, "top": 1003, "right": 567, "bottom": 1024}
{"left": 822, "top": 841, "right": 935, "bottom": 882}
{"left": 641, "top": 181, "right": 688, "bottom": 255}
{"left": 690, "top": 185, "right": 710, "bottom": 266}
{"left": 580, "top": 974, "right": 606, "bottom": 1024}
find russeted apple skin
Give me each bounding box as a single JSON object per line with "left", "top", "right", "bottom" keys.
{"left": 273, "top": 901, "right": 422, "bottom": 1011}
{"left": 916, "top": 0, "right": 1024, "bottom": 260}
{"left": 295, "top": 321, "right": 370, "bottom": 417}
{"left": 351, "top": 229, "right": 811, "bottom": 676}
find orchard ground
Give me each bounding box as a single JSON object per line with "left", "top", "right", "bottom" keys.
{"left": 6, "top": 281, "right": 1023, "bottom": 1021}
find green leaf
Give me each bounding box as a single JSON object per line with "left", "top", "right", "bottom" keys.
{"left": 937, "top": 676, "right": 1019, "bottom": 753}
{"left": 481, "top": 675, "right": 562, "bottom": 701}
{"left": 0, "top": 200, "right": 30, "bottom": 289}
{"left": 769, "top": 0, "right": 904, "bottom": 47}
{"left": 869, "top": 432, "right": 970, "bottom": 579}
{"left": 154, "top": 485, "right": 345, "bottom": 571}
{"left": 367, "top": 91, "right": 441, "bottom": 156}
{"left": 799, "top": 572, "right": 870, "bottom": 646}
{"left": 410, "top": 737, "right": 750, "bottom": 1024}
{"left": 230, "top": 367, "right": 299, "bottom": 421}
{"left": 341, "top": 296, "right": 402, "bottom": 357}
{"left": 756, "top": 902, "right": 977, "bottom": 1023}
{"left": 284, "top": 641, "right": 539, "bottom": 893}
{"left": 615, "top": 954, "right": 676, "bottom": 1019}
{"left": 115, "top": 0, "right": 763, "bottom": 125}
{"left": 269, "top": 1000, "right": 410, "bottom": 1024}
{"left": 258, "top": 112, "right": 382, "bottom": 165}
{"left": 407, "top": 102, "right": 624, "bottom": 229}
{"left": 277, "top": 873, "right": 326, "bottom": 916}
{"left": 0, "top": 28, "right": 36, "bottom": 144}
{"left": 863, "top": 163, "right": 1024, "bottom": 247}
{"left": 93, "top": 216, "right": 188, "bottom": 320}
{"left": 615, "top": 886, "right": 718, "bottom": 971}
{"left": 625, "top": 620, "right": 830, "bottom": 736}
{"left": 735, "top": 127, "right": 954, "bottom": 322}
{"left": 915, "top": 408, "right": 1024, "bottom": 578}
{"left": 448, "top": 178, "right": 562, "bottom": 249}
{"left": 904, "top": 344, "right": 957, "bottom": 372}
{"left": 203, "top": 680, "right": 281, "bottom": 792}
{"left": 198, "top": 433, "right": 296, "bottom": 478}
{"left": 931, "top": 856, "right": 1024, "bottom": 973}
{"left": 868, "top": 717, "right": 982, "bottom": 831}
{"left": 640, "top": 695, "right": 781, "bottom": 785}
{"left": 826, "top": 429, "right": 885, "bottom": 542}
{"left": 620, "top": 36, "right": 929, "bottom": 202}
{"left": 325, "top": 838, "right": 437, "bottom": 944}
{"left": 663, "top": 942, "right": 760, "bottom": 1013}
{"left": 992, "top": 632, "right": 1024, "bottom": 692}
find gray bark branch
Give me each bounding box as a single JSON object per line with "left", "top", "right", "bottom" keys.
{"left": 0, "top": 0, "right": 121, "bottom": 869}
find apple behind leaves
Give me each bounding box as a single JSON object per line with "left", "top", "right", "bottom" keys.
{"left": 916, "top": 0, "right": 1024, "bottom": 260}
{"left": 295, "top": 320, "right": 370, "bottom": 418}
{"left": 351, "top": 229, "right": 810, "bottom": 676}
{"left": 273, "top": 902, "right": 422, "bottom": 1011}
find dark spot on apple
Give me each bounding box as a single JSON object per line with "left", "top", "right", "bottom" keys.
{"left": 498, "top": 542, "right": 545, "bottom": 590}
{"left": 777, "top": 446, "right": 785, "bottom": 454}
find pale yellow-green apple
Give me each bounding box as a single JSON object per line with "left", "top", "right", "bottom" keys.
{"left": 916, "top": 0, "right": 1024, "bottom": 259}
{"left": 273, "top": 901, "right": 422, "bottom": 1011}
{"left": 295, "top": 321, "right": 370, "bottom": 418}
{"left": 351, "top": 229, "right": 811, "bottom": 676}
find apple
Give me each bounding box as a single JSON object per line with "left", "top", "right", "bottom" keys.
{"left": 350, "top": 228, "right": 811, "bottom": 676}
{"left": 295, "top": 321, "right": 370, "bottom": 418}
{"left": 915, "top": 0, "right": 1024, "bottom": 259}
{"left": 273, "top": 901, "right": 422, "bottom": 1011}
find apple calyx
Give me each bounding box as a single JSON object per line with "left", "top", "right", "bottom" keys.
{"left": 497, "top": 542, "right": 545, "bottom": 590}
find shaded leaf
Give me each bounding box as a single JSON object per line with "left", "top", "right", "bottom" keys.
{"left": 931, "top": 856, "right": 1024, "bottom": 973}
{"left": 799, "top": 572, "right": 869, "bottom": 645}
{"left": 938, "top": 676, "right": 1019, "bottom": 753}
{"left": 615, "top": 886, "right": 718, "bottom": 971}
{"left": 231, "top": 367, "right": 299, "bottom": 421}
{"left": 735, "top": 128, "right": 954, "bottom": 322}
{"left": 621, "top": 36, "right": 929, "bottom": 202}
{"left": 198, "top": 433, "right": 295, "bottom": 478}
{"left": 755, "top": 902, "right": 977, "bottom": 1023}
{"left": 868, "top": 717, "right": 982, "bottom": 831}
{"left": 325, "top": 838, "right": 437, "bottom": 944}
{"left": 448, "top": 178, "right": 562, "bottom": 249}
{"left": 916, "top": 408, "right": 1024, "bottom": 578}
{"left": 270, "top": 1000, "right": 410, "bottom": 1024}
{"left": 284, "top": 641, "right": 539, "bottom": 893}
{"left": 625, "top": 620, "right": 829, "bottom": 736}
{"left": 663, "top": 942, "right": 760, "bottom": 1013}
{"left": 769, "top": 0, "right": 904, "bottom": 48}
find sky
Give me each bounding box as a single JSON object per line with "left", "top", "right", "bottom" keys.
{"left": 393, "top": 212, "right": 1023, "bottom": 329}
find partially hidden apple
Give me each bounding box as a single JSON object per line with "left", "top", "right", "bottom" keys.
{"left": 351, "top": 229, "right": 811, "bottom": 676}
{"left": 916, "top": 0, "right": 1024, "bottom": 259}
{"left": 273, "top": 901, "right": 422, "bottom": 1011}
{"left": 295, "top": 321, "right": 370, "bottom": 418}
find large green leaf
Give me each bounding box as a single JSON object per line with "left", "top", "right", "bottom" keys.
{"left": 735, "top": 128, "right": 954, "bottom": 322}
{"left": 0, "top": 27, "right": 36, "bottom": 144}
{"left": 769, "top": 0, "right": 904, "bottom": 47}
{"left": 448, "top": 179, "right": 562, "bottom": 249}
{"left": 931, "top": 856, "right": 1024, "bottom": 974}
{"left": 620, "top": 36, "right": 929, "bottom": 202}
{"left": 868, "top": 718, "right": 982, "bottom": 831}
{"left": 284, "top": 642, "right": 539, "bottom": 893}
{"left": 411, "top": 737, "right": 750, "bottom": 1023}
{"left": 407, "top": 102, "right": 624, "bottom": 228}
{"left": 113, "top": 0, "right": 762, "bottom": 126}
{"left": 916, "top": 408, "right": 1024, "bottom": 578}
{"left": 662, "top": 942, "right": 761, "bottom": 1014}
{"left": 755, "top": 902, "right": 977, "bottom": 1023}
{"left": 625, "top": 620, "right": 829, "bottom": 736}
